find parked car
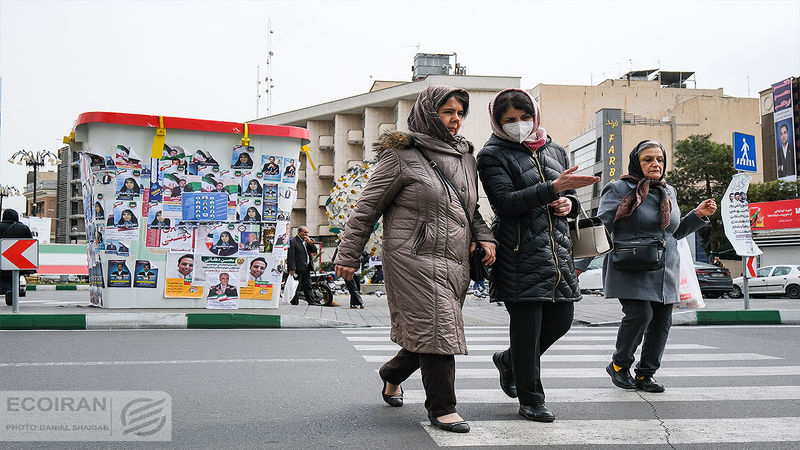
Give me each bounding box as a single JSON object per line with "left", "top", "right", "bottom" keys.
{"left": 729, "top": 265, "right": 800, "bottom": 299}
{"left": 694, "top": 261, "right": 733, "bottom": 298}
{"left": 578, "top": 256, "right": 604, "bottom": 293}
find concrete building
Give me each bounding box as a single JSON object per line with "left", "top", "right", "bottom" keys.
{"left": 563, "top": 70, "right": 762, "bottom": 214}
{"left": 23, "top": 170, "right": 58, "bottom": 242}
{"left": 254, "top": 73, "right": 520, "bottom": 244}
{"left": 56, "top": 145, "right": 86, "bottom": 243}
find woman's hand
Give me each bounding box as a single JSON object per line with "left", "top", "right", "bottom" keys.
{"left": 335, "top": 264, "right": 356, "bottom": 281}
{"left": 551, "top": 166, "right": 601, "bottom": 193}
{"left": 470, "top": 241, "right": 497, "bottom": 265}
{"left": 549, "top": 197, "right": 572, "bottom": 216}
{"left": 695, "top": 198, "right": 717, "bottom": 218}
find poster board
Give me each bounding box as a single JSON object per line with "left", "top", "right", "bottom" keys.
{"left": 72, "top": 112, "right": 309, "bottom": 308}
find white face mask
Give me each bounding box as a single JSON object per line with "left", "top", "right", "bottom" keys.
{"left": 502, "top": 120, "right": 534, "bottom": 143}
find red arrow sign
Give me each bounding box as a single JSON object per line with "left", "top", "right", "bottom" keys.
{"left": 746, "top": 256, "right": 757, "bottom": 278}
{"left": 1, "top": 239, "right": 38, "bottom": 270}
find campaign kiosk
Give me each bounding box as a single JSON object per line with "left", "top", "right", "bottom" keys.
{"left": 69, "top": 112, "right": 309, "bottom": 309}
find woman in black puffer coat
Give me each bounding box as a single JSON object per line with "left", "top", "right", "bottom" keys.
{"left": 476, "top": 89, "right": 599, "bottom": 422}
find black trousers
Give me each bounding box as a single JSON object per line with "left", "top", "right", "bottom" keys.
{"left": 379, "top": 348, "right": 456, "bottom": 417}
{"left": 291, "top": 270, "right": 314, "bottom": 304}
{"left": 613, "top": 298, "right": 672, "bottom": 377}
{"left": 501, "top": 302, "right": 574, "bottom": 405}
{"left": 345, "top": 275, "right": 362, "bottom": 306}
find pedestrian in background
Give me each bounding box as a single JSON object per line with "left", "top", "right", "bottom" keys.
{"left": 476, "top": 88, "right": 599, "bottom": 422}
{"left": 599, "top": 140, "right": 715, "bottom": 393}
{"left": 287, "top": 226, "right": 320, "bottom": 306}
{"left": 335, "top": 86, "right": 496, "bottom": 433}
{"left": 332, "top": 246, "right": 367, "bottom": 309}
{"left": 0, "top": 209, "right": 33, "bottom": 305}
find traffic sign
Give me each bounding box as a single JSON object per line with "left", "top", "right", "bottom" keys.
{"left": 0, "top": 239, "right": 39, "bottom": 270}
{"left": 744, "top": 256, "right": 757, "bottom": 278}
{"left": 733, "top": 132, "right": 757, "bottom": 172}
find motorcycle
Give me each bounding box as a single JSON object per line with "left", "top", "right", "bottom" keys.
{"left": 281, "top": 271, "right": 334, "bottom": 306}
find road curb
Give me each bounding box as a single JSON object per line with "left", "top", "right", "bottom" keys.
{"left": 26, "top": 285, "right": 90, "bottom": 291}
{"left": 0, "top": 313, "right": 360, "bottom": 330}
{"left": 0, "top": 314, "right": 86, "bottom": 330}
{"left": 585, "top": 309, "right": 800, "bottom": 327}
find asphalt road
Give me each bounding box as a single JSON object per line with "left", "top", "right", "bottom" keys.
{"left": 1, "top": 325, "right": 799, "bottom": 448}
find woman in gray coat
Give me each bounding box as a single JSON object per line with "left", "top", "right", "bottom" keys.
{"left": 334, "top": 86, "right": 496, "bottom": 433}
{"left": 598, "top": 140, "right": 716, "bottom": 393}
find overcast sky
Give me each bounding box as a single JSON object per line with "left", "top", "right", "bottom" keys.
{"left": 1, "top": 0, "right": 799, "bottom": 211}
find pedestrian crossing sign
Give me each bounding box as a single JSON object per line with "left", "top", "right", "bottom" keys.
{"left": 733, "top": 132, "right": 757, "bottom": 172}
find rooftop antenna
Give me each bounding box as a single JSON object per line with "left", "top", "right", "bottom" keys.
{"left": 265, "top": 20, "right": 274, "bottom": 116}
{"left": 256, "top": 20, "right": 275, "bottom": 118}
{"left": 746, "top": 74, "right": 751, "bottom": 97}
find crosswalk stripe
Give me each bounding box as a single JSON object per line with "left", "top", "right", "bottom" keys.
{"left": 403, "top": 386, "right": 800, "bottom": 403}
{"left": 397, "top": 365, "right": 800, "bottom": 379}
{"left": 346, "top": 335, "right": 614, "bottom": 342}
{"left": 424, "top": 417, "right": 800, "bottom": 446}
{"left": 340, "top": 328, "right": 618, "bottom": 335}
{"left": 354, "top": 343, "right": 715, "bottom": 351}
{"left": 361, "top": 352, "right": 781, "bottom": 363}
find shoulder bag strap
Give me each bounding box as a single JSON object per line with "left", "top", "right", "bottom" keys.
{"left": 416, "top": 149, "right": 478, "bottom": 243}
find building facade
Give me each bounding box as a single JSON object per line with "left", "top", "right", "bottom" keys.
{"left": 56, "top": 145, "right": 86, "bottom": 243}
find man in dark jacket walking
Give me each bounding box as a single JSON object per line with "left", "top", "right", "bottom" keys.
{"left": 0, "top": 209, "right": 33, "bottom": 305}
{"left": 287, "top": 225, "right": 319, "bottom": 305}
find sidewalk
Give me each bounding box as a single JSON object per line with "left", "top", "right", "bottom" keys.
{"left": 1, "top": 291, "right": 798, "bottom": 329}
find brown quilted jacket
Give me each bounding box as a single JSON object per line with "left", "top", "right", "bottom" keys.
{"left": 335, "top": 130, "right": 494, "bottom": 355}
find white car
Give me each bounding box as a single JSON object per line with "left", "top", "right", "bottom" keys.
{"left": 730, "top": 265, "right": 800, "bottom": 299}
{"left": 578, "top": 256, "right": 604, "bottom": 293}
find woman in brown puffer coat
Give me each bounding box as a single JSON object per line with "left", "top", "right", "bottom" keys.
{"left": 335, "top": 85, "right": 495, "bottom": 433}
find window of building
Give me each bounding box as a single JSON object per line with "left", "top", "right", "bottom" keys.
{"left": 595, "top": 137, "right": 603, "bottom": 162}
{"left": 72, "top": 167, "right": 79, "bottom": 179}
{"left": 592, "top": 172, "right": 603, "bottom": 197}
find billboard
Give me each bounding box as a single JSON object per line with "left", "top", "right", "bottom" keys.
{"left": 749, "top": 199, "right": 800, "bottom": 230}
{"left": 771, "top": 78, "right": 797, "bottom": 181}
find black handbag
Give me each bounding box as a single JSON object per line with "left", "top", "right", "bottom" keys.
{"left": 609, "top": 185, "right": 668, "bottom": 272}
{"left": 610, "top": 237, "right": 666, "bottom": 271}
{"left": 416, "top": 150, "right": 491, "bottom": 281}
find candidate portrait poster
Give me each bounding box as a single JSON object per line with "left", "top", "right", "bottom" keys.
{"left": 133, "top": 260, "right": 158, "bottom": 288}
{"left": 164, "top": 252, "right": 203, "bottom": 298}
{"left": 107, "top": 259, "right": 132, "bottom": 287}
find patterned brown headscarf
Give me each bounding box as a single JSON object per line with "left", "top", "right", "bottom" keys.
{"left": 407, "top": 85, "right": 469, "bottom": 146}
{"left": 614, "top": 140, "right": 672, "bottom": 229}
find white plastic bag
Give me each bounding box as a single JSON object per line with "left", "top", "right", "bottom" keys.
{"left": 677, "top": 238, "right": 705, "bottom": 309}
{"left": 282, "top": 274, "right": 299, "bottom": 305}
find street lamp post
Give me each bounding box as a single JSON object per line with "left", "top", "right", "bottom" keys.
{"left": 0, "top": 185, "right": 21, "bottom": 215}
{"left": 8, "top": 150, "right": 61, "bottom": 217}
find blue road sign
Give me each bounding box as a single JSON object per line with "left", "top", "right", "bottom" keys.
{"left": 733, "top": 132, "right": 757, "bottom": 172}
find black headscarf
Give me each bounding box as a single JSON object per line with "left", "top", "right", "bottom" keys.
{"left": 615, "top": 140, "right": 672, "bottom": 229}
{"left": 407, "top": 85, "right": 469, "bottom": 146}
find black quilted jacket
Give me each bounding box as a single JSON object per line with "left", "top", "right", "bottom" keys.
{"left": 476, "top": 135, "right": 582, "bottom": 303}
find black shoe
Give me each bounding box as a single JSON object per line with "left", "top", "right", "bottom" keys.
{"left": 381, "top": 380, "right": 403, "bottom": 407}
{"left": 428, "top": 413, "right": 470, "bottom": 433}
{"left": 289, "top": 300, "right": 298, "bottom": 305}
{"left": 492, "top": 352, "right": 517, "bottom": 398}
{"left": 350, "top": 304, "right": 364, "bottom": 309}
{"left": 518, "top": 403, "right": 555, "bottom": 422}
{"left": 635, "top": 376, "right": 665, "bottom": 393}
{"left": 606, "top": 362, "right": 636, "bottom": 390}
